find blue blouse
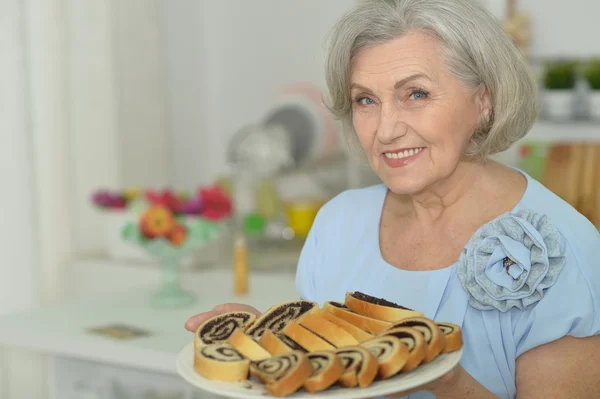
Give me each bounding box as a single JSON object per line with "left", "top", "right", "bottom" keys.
{"left": 295, "top": 170, "right": 600, "bottom": 399}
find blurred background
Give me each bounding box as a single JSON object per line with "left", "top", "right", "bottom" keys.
{"left": 0, "top": 1, "right": 598, "bottom": 398}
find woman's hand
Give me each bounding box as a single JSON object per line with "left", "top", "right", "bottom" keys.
{"left": 184, "top": 303, "right": 262, "bottom": 332}
{"left": 385, "top": 365, "right": 497, "bottom": 399}
{"left": 384, "top": 365, "right": 459, "bottom": 398}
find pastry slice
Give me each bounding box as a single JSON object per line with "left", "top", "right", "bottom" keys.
{"left": 437, "top": 322, "right": 463, "bottom": 353}
{"left": 245, "top": 300, "right": 318, "bottom": 340}
{"left": 297, "top": 312, "right": 359, "bottom": 347}
{"left": 345, "top": 292, "right": 424, "bottom": 322}
{"left": 379, "top": 327, "right": 427, "bottom": 372}
{"left": 323, "top": 301, "right": 392, "bottom": 334}
{"left": 194, "top": 342, "right": 250, "bottom": 382}
{"left": 259, "top": 329, "right": 307, "bottom": 356}
{"left": 194, "top": 311, "right": 257, "bottom": 351}
{"left": 250, "top": 351, "right": 313, "bottom": 397}
{"left": 227, "top": 328, "right": 272, "bottom": 361}
{"left": 361, "top": 335, "right": 409, "bottom": 379}
{"left": 281, "top": 320, "right": 336, "bottom": 352}
{"left": 309, "top": 308, "right": 374, "bottom": 343}
{"left": 303, "top": 351, "right": 345, "bottom": 393}
{"left": 387, "top": 317, "right": 446, "bottom": 363}
{"left": 334, "top": 346, "right": 379, "bottom": 388}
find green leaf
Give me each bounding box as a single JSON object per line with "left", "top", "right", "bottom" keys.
{"left": 543, "top": 60, "right": 577, "bottom": 90}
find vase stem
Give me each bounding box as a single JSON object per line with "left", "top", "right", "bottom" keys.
{"left": 149, "top": 257, "right": 195, "bottom": 308}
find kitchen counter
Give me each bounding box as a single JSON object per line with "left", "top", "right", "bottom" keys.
{"left": 0, "top": 261, "right": 299, "bottom": 398}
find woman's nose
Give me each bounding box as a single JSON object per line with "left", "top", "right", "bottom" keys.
{"left": 376, "top": 103, "right": 408, "bottom": 145}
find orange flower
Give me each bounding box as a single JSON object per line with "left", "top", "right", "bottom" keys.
{"left": 168, "top": 224, "right": 188, "bottom": 247}
{"left": 139, "top": 205, "right": 176, "bottom": 239}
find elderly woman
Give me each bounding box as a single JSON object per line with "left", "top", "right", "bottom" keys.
{"left": 186, "top": 0, "right": 600, "bottom": 397}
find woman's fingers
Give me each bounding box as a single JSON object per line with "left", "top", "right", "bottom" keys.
{"left": 212, "top": 303, "right": 262, "bottom": 316}
{"left": 184, "top": 310, "right": 220, "bottom": 332}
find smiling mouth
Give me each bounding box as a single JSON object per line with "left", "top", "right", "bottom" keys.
{"left": 382, "top": 147, "right": 425, "bottom": 159}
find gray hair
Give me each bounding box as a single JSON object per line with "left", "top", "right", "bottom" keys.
{"left": 324, "top": 0, "right": 538, "bottom": 160}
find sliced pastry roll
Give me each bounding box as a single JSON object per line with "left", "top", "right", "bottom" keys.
{"left": 250, "top": 351, "right": 313, "bottom": 397}
{"left": 379, "top": 327, "right": 427, "bottom": 372}
{"left": 437, "top": 322, "right": 463, "bottom": 353}
{"left": 334, "top": 346, "right": 379, "bottom": 388}
{"left": 303, "top": 351, "right": 344, "bottom": 393}
{"left": 345, "top": 291, "right": 423, "bottom": 322}
{"left": 194, "top": 311, "right": 257, "bottom": 351}
{"left": 297, "top": 312, "right": 359, "bottom": 347}
{"left": 259, "top": 329, "right": 307, "bottom": 356}
{"left": 361, "top": 335, "right": 409, "bottom": 379}
{"left": 387, "top": 317, "right": 446, "bottom": 363}
{"left": 323, "top": 302, "right": 392, "bottom": 335}
{"left": 245, "top": 300, "right": 317, "bottom": 340}
{"left": 194, "top": 342, "right": 250, "bottom": 382}
{"left": 227, "top": 328, "right": 271, "bottom": 361}
{"left": 309, "top": 308, "right": 374, "bottom": 343}
{"left": 281, "top": 320, "right": 336, "bottom": 352}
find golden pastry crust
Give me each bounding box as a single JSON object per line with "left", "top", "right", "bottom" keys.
{"left": 245, "top": 300, "right": 318, "bottom": 340}
{"left": 378, "top": 326, "right": 427, "bottom": 372}
{"left": 250, "top": 351, "right": 313, "bottom": 397}
{"left": 303, "top": 351, "right": 345, "bottom": 393}
{"left": 385, "top": 317, "right": 446, "bottom": 363}
{"left": 361, "top": 335, "right": 410, "bottom": 379}
{"left": 258, "top": 329, "right": 306, "bottom": 356}
{"left": 437, "top": 322, "right": 464, "bottom": 353}
{"left": 335, "top": 346, "right": 379, "bottom": 388}
{"left": 193, "top": 342, "right": 250, "bottom": 382}
{"left": 297, "top": 312, "right": 359, "bottom": 347}
{"left": 323, "top": 302, "right": 392, "bottom": 334}
{"left": 281, "top": 321, "right": 336, "bottom": 352}
{"left": 345, "top": 292, "right": 424, "bottom": 322}
{"left": 308, "top": 308, "right": 374, "bottom": 343}
{"left": 226, "top": 328, "right": 272, "bottom": 361}
{"left": 194, "top": 311, "right": 257, "bottom": 352}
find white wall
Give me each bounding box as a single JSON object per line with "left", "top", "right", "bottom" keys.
{"left": 0, "top": 1, "right": 45, "bottom": 398}
{"left": 482, "top": 0, "right": 600, "bottom": 59}
{"left": 162, "top": 0, "right": 357, "bottom": 189}
{"left": 0, "top": 0, "right": 40, "bottom": 320}
{"left": 69, "top": 0, "right": 171, "bottom": 254}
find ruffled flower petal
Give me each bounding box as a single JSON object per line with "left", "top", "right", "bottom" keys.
{"left": 456, "top": 209, "right": 566, "bottom": 312}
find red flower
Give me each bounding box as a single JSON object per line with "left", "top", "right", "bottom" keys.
{"left": 144, "top": 189, "right": 182, "bottom": 213}
{"left": 198, "top": 185, "right": 232, "bottom": 221}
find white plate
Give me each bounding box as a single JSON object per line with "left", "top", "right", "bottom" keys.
{"left": 176, "top": 343, "right": 463, "bottom": 399}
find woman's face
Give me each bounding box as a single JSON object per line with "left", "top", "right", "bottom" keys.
{"left": 350, "top": 31, "right": 491, "bottom": 195}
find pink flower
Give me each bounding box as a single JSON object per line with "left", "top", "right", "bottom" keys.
{"left": 198, "top": 186, "right": 232, "bottom": 221}
{"left": 144, "top": 189, "right": 182, "bottom": 213}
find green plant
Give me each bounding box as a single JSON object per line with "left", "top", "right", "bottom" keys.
{"left": 583, "top": 58, "right": 600, "bottom": 90}
{"left": 543, "top": 60, "right": 577, "bottom": 90}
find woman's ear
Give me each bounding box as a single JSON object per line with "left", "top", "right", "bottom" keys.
{"left": 477, "top": 84, "right": 492, "bottom": 122}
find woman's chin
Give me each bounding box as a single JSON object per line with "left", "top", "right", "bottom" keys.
{"left": 382, "top": 177, "right": 428, "bottom": 196}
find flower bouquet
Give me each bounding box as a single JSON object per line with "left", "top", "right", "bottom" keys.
{"left": 120, "top": 185, "right": 232, "bottom": 308}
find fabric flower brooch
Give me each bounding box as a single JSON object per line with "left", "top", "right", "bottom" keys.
{"left": 456, "top": 209, "right": 566, "bottom": 312}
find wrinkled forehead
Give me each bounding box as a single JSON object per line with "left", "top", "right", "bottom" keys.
{"left": 350, "top": 32, "right": 447, "bottom": 88}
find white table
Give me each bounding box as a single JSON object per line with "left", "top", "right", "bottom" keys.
{"left": 0, "top": 260, "right": 299, "bottom": 399}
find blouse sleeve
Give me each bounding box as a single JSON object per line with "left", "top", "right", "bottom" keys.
{"left": 513, "top": 235, "right": 600, "bottom": 358}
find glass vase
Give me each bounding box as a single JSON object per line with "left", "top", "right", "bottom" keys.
{"left": 150, "top": 256, "right": 195, "bottom": 308}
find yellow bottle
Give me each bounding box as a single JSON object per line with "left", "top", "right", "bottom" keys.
{"left": 234, "top": 234, "right": 248, "bottom": 296}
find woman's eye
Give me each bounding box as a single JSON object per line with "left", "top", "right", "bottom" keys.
{"left": 356, "top": 97, "right": 375, "bottom": 105}
{"left": 410, "top": 90, "right": 429, "bottom": 100}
